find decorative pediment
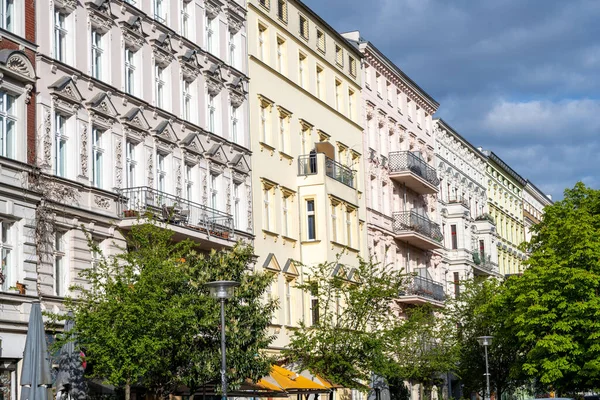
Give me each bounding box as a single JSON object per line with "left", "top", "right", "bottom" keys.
{"left": 87, "top": 92, "right": 118, "bottom": 119}
{"left": 332, "top": 264, "right": 349, "bottom": 280}
{"left": 180, "top": 132, "right": 206, "bottom": 155}
{"left": 49, "top": 76, "right": 83, "bottom": 104}
{"left": 262, "top": 253, "right": 281, "bottom": 272}
{"left": 282, "top": 259, "right": 299, "bottom": 277}
{"left": 0, "top": 49, "right": 35, "bottom": 85}
{"left": 153, "top": 120, "right": 178, "bottom": 143}
{"left": 227, "top": 1, "right": 246, "bottom": 34}
{"left": 86, "top": 0, "right": 114, "bottom": 33}
{"left": 204, "top": 62, "right": 225, "bottom": 96}
{"left": 205, "top": 143, "right": 229, "bottom": 165}
{"left": 227, "top": 76, "right": 247, "bottom": 108}
{"left": 119, "top": 16, "right": 146, "bottom": 50}
{"left": 121, "top": 107, "right": 150, "bottom": 132}
{"left": 151, "top": 33, "right": 175, "bottom": 67}
{"left": 230, "top": 153, "right": 250, "bottom": 174}
{"left": 179, "top": 49, "right": 201, "bottom": 81}
{"left": 205, "top": 0, "right": 224, "bottom": 19}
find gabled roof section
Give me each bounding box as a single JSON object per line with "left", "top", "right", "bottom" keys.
{"left": 230, "top": 153, "right": 250, "bottom": 174}
{"left": 49, "top": 76, "right": 83, "bottom": 103}
{"left": 122, "top": 107, "right": 150, "bottom": 131}
{"left": 153, "top": 120, "right": 178, "bottom": 143}
{"left": 205, "top": 143, "right": 229, "bottom": 165}
{"left": 180, "top": 132, "right": 206, "bottom": 154}
{"left": 87, "top": 92, "right": 118, "bottom": 119}
{"left": 262, "top": 253, "right": 281, "bottom": 272}
{"left": 282, "top": 259, "right": 299, "bottom": 277}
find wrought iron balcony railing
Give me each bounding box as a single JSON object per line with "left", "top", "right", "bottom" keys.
{"left": 388, "top": 151, "right": 440, "bottom": 187}
{"left": 401, "top": 275, "right": 445, "bottom": 302}
{"left": 448, "top": 195, "right": 470, "bottom": 209}
{"left": 392, "top": 211, "right": 443, "bottom": 243}
{"left": 118, "top": 186, "right": 234, "bottom": 239}
{"left": 472, "top": 252, "right": 498, "bottom": 272}
{"left": 298, "top": 154, "right": 355, "bottom": 188}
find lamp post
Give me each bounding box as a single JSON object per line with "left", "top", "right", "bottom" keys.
{"left": 477, "top": 336, "right": 493, "bottom": 400}
{"left": 205, "top": 280, "right": 240, "bottom": 400}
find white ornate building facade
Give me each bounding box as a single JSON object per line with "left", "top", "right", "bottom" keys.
{"left": 523, "top": 180, "right": 552, "bottom": 243}
{"left": 434, "top": 119, "right": 499, "bottom": 296}
{"left": 342, "top": 31, "right": 446, "bottom": 309}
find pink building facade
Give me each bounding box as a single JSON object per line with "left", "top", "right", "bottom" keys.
{"left": 342, "top": 31, "right": 446, "bottom": 308}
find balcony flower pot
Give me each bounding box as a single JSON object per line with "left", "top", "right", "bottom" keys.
{"left": 15, "top": 282, "right": 26, "bottom": 295}
{"left": 123, "top": 210, "right": 138, "bottom": 218}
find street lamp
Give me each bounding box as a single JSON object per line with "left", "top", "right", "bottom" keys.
{"left": 477, "top": 336, "right": 493, "bottom": 400}
{"left": 205, "top": 280, "right": 240, "bottom": 400}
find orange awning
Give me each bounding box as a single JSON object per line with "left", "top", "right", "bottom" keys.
{"left": 269, "top": 365, "right": 330, "bottom": 393}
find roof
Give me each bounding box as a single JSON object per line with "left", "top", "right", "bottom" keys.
{"left": 525, "top": 179, "right": 553, "bottom": 205}
{"left": 434, "top": 118, "right": 487, "bottom": 160}
{"left": 482, "top": 150, "right": 527, "bottom": 187}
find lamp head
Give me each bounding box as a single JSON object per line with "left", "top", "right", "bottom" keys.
{"left": 205, "top": 280, "right": 240, "bottom": 300}
{"left": 477, "top": 335, "right": 493, "bottom": 346}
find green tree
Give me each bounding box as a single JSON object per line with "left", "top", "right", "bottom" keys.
{"left": 283, "top": 257, "right": 406, "bottom": 389}
{"left": 446, "top": 278, "right": 522, "bottom": 399}
{"left": 381, "top": 305, "right": 458, "bottom": 400}
{"left": 55, "top": 221, "right": 276, "bottom": 400}
{"left": 502, "top": 183, "right": 600, "bottom": 392}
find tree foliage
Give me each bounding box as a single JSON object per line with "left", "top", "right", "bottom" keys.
{"left": 501, "top": 183, "right": 600, "bottom": 392}
{"left": 54, "top": 221, "right": 276, "bottom": 400}
{"left": 283, "top": 257, "right": 406, "bottom": 389}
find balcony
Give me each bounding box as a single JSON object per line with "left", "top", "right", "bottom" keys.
{"left": 388, "top": 151, "right": 439, "bottom": 194}
{"left": 472, "top": 252, "right": 499, "bottom": 276}
{"left": 448, "top": 195, "right": 470, "bottom": 209}
{"left": 118, "top": 186, "right": 234, "bottom": 244}
{"left": 399, "top": 275, "right": 445, "bottom": 306}
{"left": 392, "top": 211, "right": 443, "bottom": 250}
{"left": 298, "top": 154, "right": 355, "bottom": 188}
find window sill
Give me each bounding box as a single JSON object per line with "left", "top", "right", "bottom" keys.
{"left": 331, "top": 240, "right": 360, "bottom": 254}
{"left": 259, "top": 141, "right": 276, "bottom": 155}
{"left": 262, "top": 229, "right": 280, "bottom": 240}
{"left": 301, "top": 239, "right": 321, "bottom": 244}
{"left": 279, "top": 151, "right": 294, "bottom": 164}
{"left": 282, "top": 235, "right": 298, "bottom": 245}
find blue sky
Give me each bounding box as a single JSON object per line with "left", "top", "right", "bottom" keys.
{"left": 304, "top": 0, "right": 600, "bottom": 199}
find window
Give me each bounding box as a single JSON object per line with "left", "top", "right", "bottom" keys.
{"left": 229, "top": 32, "right": 237, "bottom": 67}
{"left": 365, "top": 66, "right": 371, "bottom": 89}
{"left": 181, "top": 0, "right": 191, "bottom": 38}
{"left": 0, "top": 0, "right": 15, "bottom": 32}
{"left": 334, "top": 79, "right": 342, "bottom": 112}
{"left": 282, "top": 192, "right": 290, "bottom": 237}
{"left": 451, "top": 224, "right": 457, "bottom": 249}
{"left": 306, "top": 199, "right": 315, "bottom": 240}
{"left": 55, "top": 114, "right": 67, "bottom": 177}
{"left": 155, "top": 64, "right": 165, "bottom": 108}
{"left": 376, "top": 72, "right": 383, "bottom": 96}
{"left": 54, "top": 10, "right": 67, "bottom": 62}
{"left": 210, "top": 174, "right": 219, "bottom": 210}
{"left": 182, "top": 79, "right": 192, "bottom": 121}
{"left": 453, "top": 272, "right": 460, "bottom": 299}
{"left": 386, "top": 81, "right": 393, "bottom": 105}
{"left": 263, "top": 185, "right": 271, "bottom": 231}
{"left": 259, "top": 101, "right": 270, "bottom": 144}
{"left": 298, "top": 52, "right": 307, "bottom": 88}
{"left": 346, "top": 208, "right": 352, "bottom": 247}
{"left": 479, "top": 239, "right": 485, "bottom": 258}
{"left": 330, "top": 202, "right": 337, "bottom": 242}
{"left": 316, "top": 65, "right": 324, "bottom": 100}
{"left": 54, "top": 232, "right": 66, "bottom": 296}
{"left": 310, "top": 284, "right": 319, "bottom": 325}
{"left": 397, "top": 91, "right": 403, "bottom": 114}
{"left": 316, "top": 29, "right": 325, "bottom": 53}
{"left": 157, "top": 153, "right": 167, "bottom": 192}
{"left": 0, "top": 221, "right": 13, "bottom": 291}
{"left": 349, "top": 56, "right": 357, "bottom": 77}
{"left": 276, "top": 36, "right": 285, "bottom": 74}
{"left": 154, "top": 0, "right": 166, "bottom": 23}
{"left": 285, "top": 279, "right": 292, "bottom": 325}
{"left": 382, "top": 183, "right": 389, "bottom": 214}
{"left": 208, "top": 95, "right": 216, "bottom": 133}
{"left": 125, "top": 48, "right": 137, "bottom": 95}
{"left": 258, "top": 24, "right": 267, "bottom": 61}
{"left": 278, "top": 112, "right": 289, "bottom": 153}
{"left": 91, "top": 29, "right": 104, "bottom": 80}
{"left": 0, "top": 91, "right": 16, "bottom": 159}
{"left": 299, "top": 15, "right": 308, "bottom": 39}
{"left": 407, "top": 98, "right": 412, "bottom": 121}
{"left": 91, "top": 239, "right": 101, "bottom": 272}
{"left": 233, "top": 183, "right": 241, "bottom": 229}
{"left": 184, "top": 164, "right": 193, "bottom": 201}
{"left": 125, "top": 140, "right": 136, "bottom": 187}
{"left": 92, "top": 127, "right": 104, "bottom": 188}
{"left": 231, "top": 106, "right": 239, "bottom": 143}
{"left": 258, "top": 0, "right": 270, "bottom": 9}
{"left": 335, "top": 45, "right": 343, "bottom": 66}
{"left": 416, "top": 105, "right": 422, "bottom": 128}
{"left": 206, "top": 16, "right": 217, "bottom": 56}
{"left": 277, "top": 0, "right": 287, "bottom": 22}
{"left": 348, "top": 89, "right": 355, "bottom": 120}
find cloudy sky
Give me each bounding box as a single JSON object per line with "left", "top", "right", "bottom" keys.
{"left": 305, "top": 0, "right": 600, "bottom": 199}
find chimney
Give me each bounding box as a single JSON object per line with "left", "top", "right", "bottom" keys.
{"left": 546, "top": 194, "right": 553, "bottom": 200}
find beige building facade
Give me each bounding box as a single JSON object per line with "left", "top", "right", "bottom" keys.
{"left": 247, "top": 0, "right": 366, "bottom": 351}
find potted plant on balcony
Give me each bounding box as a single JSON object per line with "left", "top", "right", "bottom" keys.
{"left": 123, "top": 209, "right": 139, "bottom": 218}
